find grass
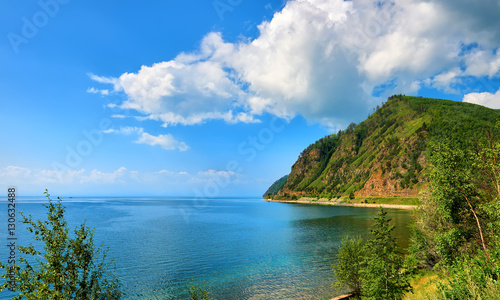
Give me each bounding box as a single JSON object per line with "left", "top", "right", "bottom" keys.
{"left": 342, "top": 196, "right": 419, "bottom": 206}
{"left": 266, "top": 195, "right": 419, "bottom": 207}
{"left": 403, "top": 270, "right": 442, "bottom": 300}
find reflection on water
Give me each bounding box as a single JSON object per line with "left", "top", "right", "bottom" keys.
{"left": 0, "top": 198, "right": 413, "bottom": 300}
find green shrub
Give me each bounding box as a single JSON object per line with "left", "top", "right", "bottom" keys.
{"left": 332, "top": 236, "right": 366, "bottom": 296}
{"left": 187, "top": 279, "right": 214, "bottom": 300}
{"left": 0, "top": 190, "right": 121, "bottom": 299}
{"left": 438, "top": 250, "right": 500, "bottom": 300}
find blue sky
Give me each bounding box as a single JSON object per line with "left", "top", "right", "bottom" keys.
{"left": 1, "top": 0, "right": 500, "bottom": 197}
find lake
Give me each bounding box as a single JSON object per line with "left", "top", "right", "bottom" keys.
{"left": 0, "top": 197, "right": 413, "bottom": 299}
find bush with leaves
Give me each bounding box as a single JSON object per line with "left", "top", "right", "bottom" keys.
{"left": 0, "top": 190, "right": 121, "bottom": 299}
{"left": 332, "top": 236, "right": 366, "bottom": 297}
{"left": 187, "top": 279, "right": 214, "bottom": 300}
{"left": 437, "top": 249, "right": 500, "bottom": 299}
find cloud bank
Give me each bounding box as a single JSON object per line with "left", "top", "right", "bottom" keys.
{"left": 91, "top": 0, "right": 500, "bottom": 129}
{"left": 0, "top": 166, "right": 241, "bottom": 195}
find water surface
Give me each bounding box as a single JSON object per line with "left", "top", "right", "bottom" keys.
{"left": 0, "top": 197, "right": 413, "bottom": 299}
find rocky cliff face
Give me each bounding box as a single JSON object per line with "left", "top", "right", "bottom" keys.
{"left": 269, "top": 95, "right": 500, "bottom": 198}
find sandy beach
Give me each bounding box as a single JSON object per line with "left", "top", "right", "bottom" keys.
{"left": 264, "top": 198, "right": 417, "bottom": 210}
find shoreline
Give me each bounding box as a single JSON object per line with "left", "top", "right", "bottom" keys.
{"left": 263, "top": 198, "right": 416, "bottom": 210}
{"left": 330, "top": 293, "right": 354, "bottom": 300}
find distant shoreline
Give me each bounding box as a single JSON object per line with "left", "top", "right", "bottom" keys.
{"left": 263, "top": 198, "right": 417, "bottom": 210}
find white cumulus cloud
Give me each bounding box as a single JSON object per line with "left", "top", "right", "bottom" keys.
{"left": 103, "top": 126, "right": 144, "bottom": 135}
{"left": 86, "top": 87, "right": 109, "bottom": 96}
{"left": 463, "top": 88, "right": 500, "bottom": 109}
{"left": 464, "top": 49, "right": 500, "bottom": 77}
{"left": 104, "top": 127, "right": 189, "bottom": 151}
{"left": 136, "top": 132, "right": 190, "bottom": 152}
{"left": 80, "top": 167, "right": 128, "bottom": 184}
{"left": 90, "top": 0, "right": 500, "bottom": 130}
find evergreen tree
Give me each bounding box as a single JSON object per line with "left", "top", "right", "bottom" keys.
{"left": 361, "top": 209, "right": 411, "bottom": 300}
{"left": 333, "top": 208, "right": 411, "bottom": 299}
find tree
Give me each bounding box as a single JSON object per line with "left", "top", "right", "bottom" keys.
{"left": 346, "top": 122, "right": 357, "bottom": 134}
{"left": 0, "top": 190, "right": 121, "bottom": 299}
{"left": 332, "top": 236, "right": 366, "bottom": 296}
{"left": 432, "top": 144, "right": 487, "bottom": 256}
{"left": 361, "top": 208, "right": 411, "bottom": 300}
{"left": 412, "top": 140, "right": 500, "bottom": 267}
{"left": 332, "top": 209, "right": 411, "bottom": 299}
{"left": 405, "top": 190, "right": 443, "bottom": 270}
{"left": 474, "top": 127, "right": 500, "bottom": 248}
{"left": 430, "top": 127, "right": 500, "bottom": 300}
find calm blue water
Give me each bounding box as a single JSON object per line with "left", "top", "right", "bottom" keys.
{"left": 0, "top": 197, "right": 412, "bottom": 299}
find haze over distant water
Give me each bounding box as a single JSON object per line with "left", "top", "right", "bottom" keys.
{"left": 0, "top": 197, "right": 412, "bottom": 299}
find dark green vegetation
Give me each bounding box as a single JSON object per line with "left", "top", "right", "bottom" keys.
{"left": 187, "top": 279, "right": 214, "bottom": 300}
{"left": 332, "top": 236, "right": 366, "bottom": 296}
{"left": 266, "top": 95, "right": 500, "bottom": 200}
{"left": 405, "top": 126, "right": 500, "bottom": 299}
{"left": 333, "top": 209, "right": 411, "bottom": 299}
{"left": 333, "top": 122, "right": 500, "bottom": 299}
{"left": 342, "top": 196, "right": 418, "bottom": 206}
{"left": 0, "top": 190, "right": 121, "bottom": 300}
{"left": 262, "top": 174, "right": 288, "bottom": 197}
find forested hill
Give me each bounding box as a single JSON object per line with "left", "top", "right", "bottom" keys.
{"left": 263, "top": 175, "right": 288, "bottom": 197}
{"left": 266, "top": 95, "right": 500, "bottom": 199}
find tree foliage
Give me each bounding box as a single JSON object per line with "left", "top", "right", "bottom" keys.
{"left": 0, "top": 190, "right": 121, "bottom": 300}
{"left": 332, "top": 236, "right": 366, "bottom": 296}
{"left": 409, "top": 125, "right": 500, "bottom": 298}
{"left": 262, "top": 175, "right": 288, "bottom": 198}
{"left": 187, "top": 279, "right": 214, "bottom": 300}
{"left": 411, "top": 131, "right": 500, "bottom": 269}
{"left": 332, "top": 208, "right": 411, "bottom": 299}
{"left": 361, "top": 209, "right": 411, "bottom": 299}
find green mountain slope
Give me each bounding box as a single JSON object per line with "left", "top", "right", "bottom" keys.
{"left": 269, "top": 95, "right": 500, "bottom": 199}
{"left": 262, "top": 175, "right": 288, "bottom": 197}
